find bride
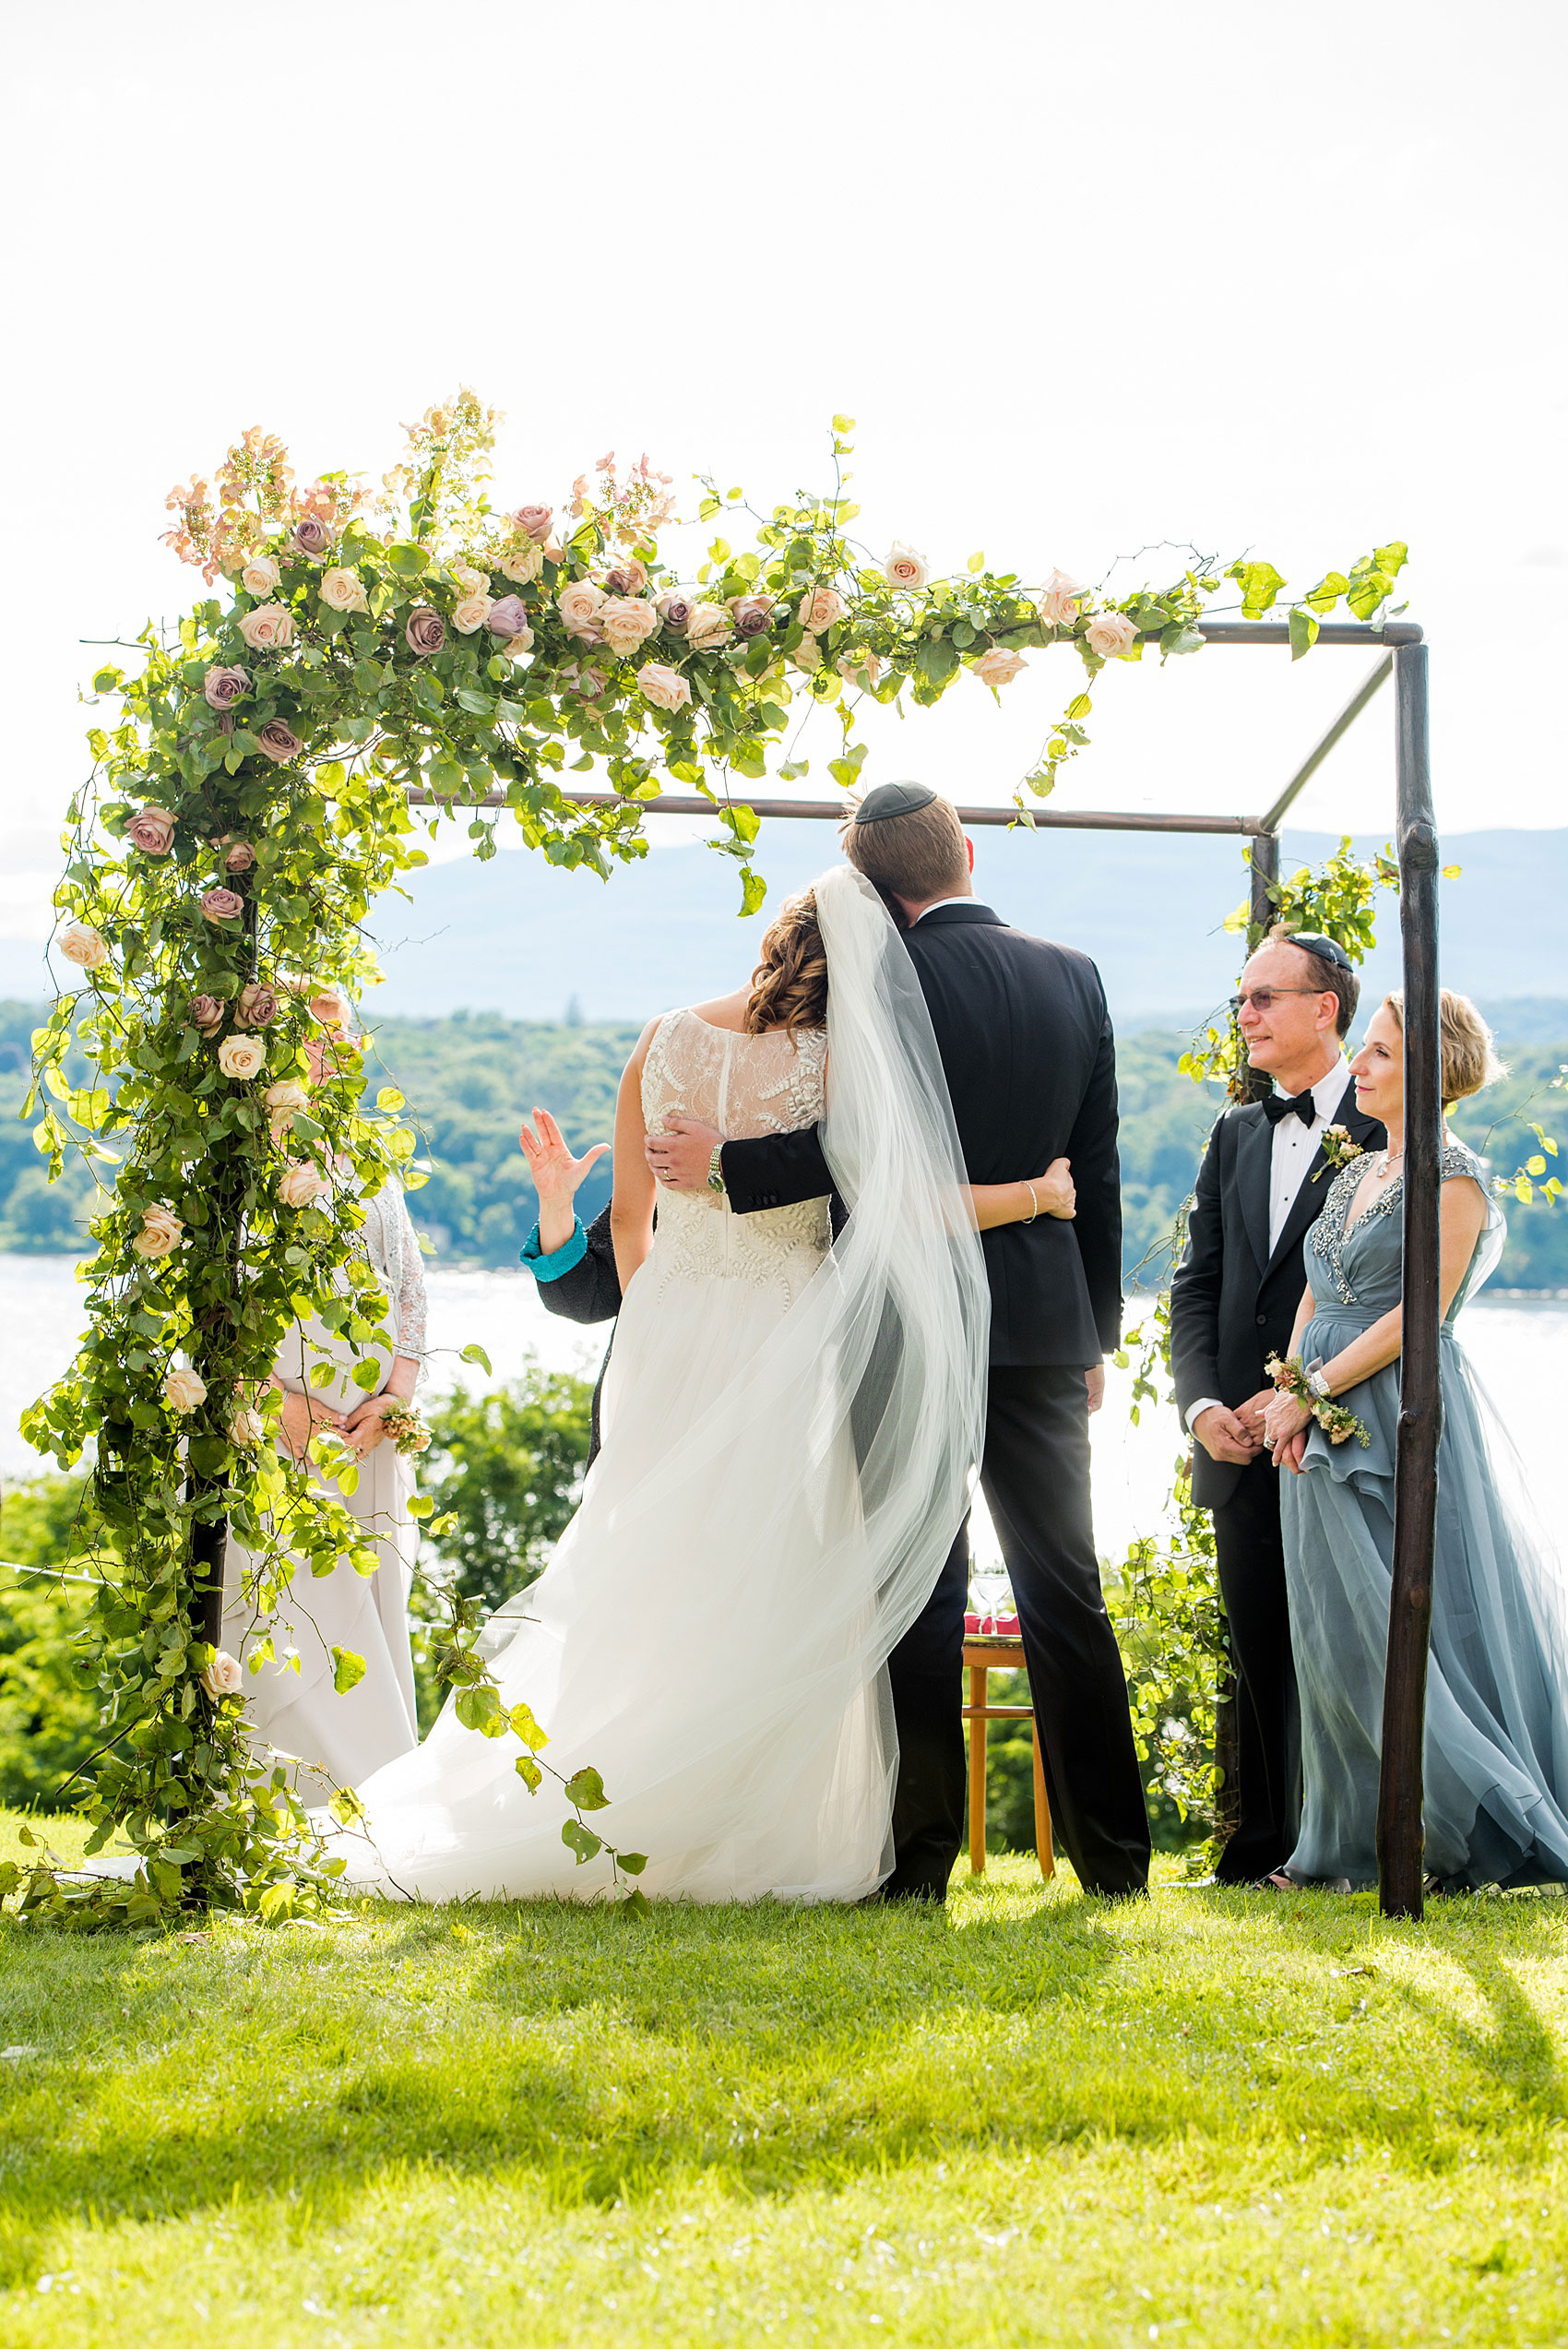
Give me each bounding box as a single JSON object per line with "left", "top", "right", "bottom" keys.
{"left": 323, "top": 865, "right": 1071, "bottom": 1902}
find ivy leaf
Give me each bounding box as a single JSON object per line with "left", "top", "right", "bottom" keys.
{"left": 778, "top": 758, "right": 809, "bottom": 781}
{"left": 459, "top": 1341, "right": 493, "bottom": 1376}
{"left": 331, "top": 1647, "right": 367, "bottom": 1696}
{"left": 617, "top": 1851, "right": 647, "bottom": 1875}
{"left": 509, "top": 1699, "right": 548, "bottom": 1750}
{"left": 562, "top": 1819, "right": 602, "bottom": 1866}
{"left": 564, "top": 1766, "right": 611, "bottom": 1812}
{"left": 515, "top": 1754, "right": 542, "bottom": 1791}
{"left": 739, "top": 869, "right": 766, "bottom": 918}
{"left": 1228, "top": 559, "right": 1287, "bottom": 619}
{"left": 1289, "top": 606, "right": 1320, "bottom": 662}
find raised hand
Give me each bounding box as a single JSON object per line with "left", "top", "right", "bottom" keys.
{"left": 519, "top": 1108, "right": 610, "bottom": 1250}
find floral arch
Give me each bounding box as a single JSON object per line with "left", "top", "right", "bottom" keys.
{"left": 10, "top": 390, "right": 1411, "bottom": 1923}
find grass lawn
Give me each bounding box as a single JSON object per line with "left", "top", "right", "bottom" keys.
{"left": 2, "top": 1811, "right": 1566, "bottom": 2345}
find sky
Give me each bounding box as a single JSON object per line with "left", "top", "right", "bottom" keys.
{"left": 3, "top": 0, "right": 1564, "bottom": 982}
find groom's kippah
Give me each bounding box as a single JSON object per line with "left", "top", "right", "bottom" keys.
{"left": 852, "top": 781, "right": 938, "bottom": 825}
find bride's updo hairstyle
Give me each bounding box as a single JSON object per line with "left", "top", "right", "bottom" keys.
{"left": 1384, "top": 988, "right": 1505, "bottom": 1106}
{"left": 745, "top": 888, "right": 829, "bottom": 1037}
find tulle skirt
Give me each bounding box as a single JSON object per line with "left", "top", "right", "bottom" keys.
{"left": 1281, "top": 1311, "right": 1568, "bottom": 1890}
{"left": 320, "top": 1245, "right": 894, "bottom": 1904}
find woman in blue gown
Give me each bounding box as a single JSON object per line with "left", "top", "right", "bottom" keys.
{"left": 1262, "top": 988, "right": 1568, "bottom": 1892}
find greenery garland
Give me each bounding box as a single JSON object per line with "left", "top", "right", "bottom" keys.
{"left": 9, "top": 389, "right": 1410, "bottom": 1922}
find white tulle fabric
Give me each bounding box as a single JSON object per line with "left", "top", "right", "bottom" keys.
{"left": 321, "top": 866, "right": 989, "bottom": 1902}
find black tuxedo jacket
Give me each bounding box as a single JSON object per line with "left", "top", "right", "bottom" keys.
{"left": 1168, "top": 1077, "right": 1384, "bottom": 1509}
{"left": 720, "top": 902, "right": 1123, "bottom": 1368}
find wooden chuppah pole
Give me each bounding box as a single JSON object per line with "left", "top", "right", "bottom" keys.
{"left": 1377, "top": 639, "right": 1440, "bottom": 1920}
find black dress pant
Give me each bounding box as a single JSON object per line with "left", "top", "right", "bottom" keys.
{"left": 885, "top": 1364, "right": 1152, "bottom": 1900}
{"left": 1208, "top": 1455, "right": 1301, "bottom": 1883}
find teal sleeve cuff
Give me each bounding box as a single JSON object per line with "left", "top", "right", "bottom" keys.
{"left": 520, "top": 1217, "right": 588, "bottom": 1282}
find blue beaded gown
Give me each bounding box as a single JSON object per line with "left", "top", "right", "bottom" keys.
{"left": 1280, "top": 1139, "right": 1568, "bottom": 1890}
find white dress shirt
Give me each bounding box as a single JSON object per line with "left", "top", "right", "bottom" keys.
{"left": 1185, "top": 1056, "right": 1348, "bottom": 1435}
{"left": 912, "top": 895, "right": 988, "bottom": 922}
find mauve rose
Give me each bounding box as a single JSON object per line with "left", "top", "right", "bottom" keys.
{"left": 201, "top": 1648, "right": 244, "bottom": 1698}
{"left": 236, "top": 981, "right": 278, "bottom": 1027}
{"left": 603, "top": 558, "right": 648, "bottom": 596}
{"left": 558, "top": 579, "right": 607, "bottom": 642}
{"left": 686, "top": 601, "right": 733, "bottom": 651}
{"left": 731, "top": 592, "right": 775, "bottom": 638}
{"left": 970, "top": 647, "right": 1028, "bottom": 689}
{"left": 797, "top": 586, "right": 845, "bottom": 635}
{"left": 1085, "top": 610, "right": 1138, "bottom": 659}
{"left": 255, "top": 720, "right": 303, "bottom": 764}
{"left": 599, "top": 596, "right": 660, "bottom": 658}
{"left": 405, "top": 606, "right": 445, "bottom": 657}
{"left": 201, "top": 887, "right": 245, "bottom": 924}
{"left": 163, "top": 1365, "right": 207, "bottom": 1414}
{"left": 1037, "top": 568, "right": 1086, "bottom": 627}
{"left": 656, "top": 590, "right": 693, "bottom": 634}
{"left": 486, "top": 594, "right": 529, "bottom": 638}
{"left": 126, "top": 806, "right": 175, "bottom": 856}
{"left": 636, "top": 662, "right": 693, "bottom": 713}
{"left": 223, "top": 840, "right": 255, "bottom": 876}
{"left": 188, "top": 992, "right": 224, "bottom": 1036}
{"left": 513, "top": 504, "right": 552, "bottom": 543}
{"left": 292, "top": 515, "right": 331, "bottom": 558}
{"left": 217, "top": 1034, "right": 266, "bottom": 1080}
{"left": 204, "top": 663, "right": 251, "bottom": 711}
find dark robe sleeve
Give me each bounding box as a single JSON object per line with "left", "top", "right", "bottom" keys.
{"left": 719, "top": 1125, "right": 835, "bottom": 1217}
{"left": 533, "top": 1204, "right": 623, "bottom": 1325}
{"left": 1063, "top": 1003, "right": 1123, "bottom": 1353}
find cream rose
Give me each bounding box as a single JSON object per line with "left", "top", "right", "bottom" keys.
{"left": 790, "top": 634, "right": 823, "bottom": 674}
{"left": 685, "top": 601, "right": 733, "bottom": 651}
{"left": 500, "top": 626, "right": 535, "bottom": 660}
{"left": 970, "top": 647, "right": 1028, "bottom": 689}
{"left": 1085, "top": 610, "right": 1138, "bottom": 659}
{"left": 132, "top": 1203, "right": 185, "bottom": 1259}
{"left": 237, "top": 602, "right": 296, "bottom": 653}
{"left": 278, "top": 1159, "right": 328, "bottom": 1209}
{"left": 453, "top": 592, "right": 494, "bottom": 634}
{"left": 884, "top": 542, "right": 930, "bottom": 590}
{"left": 450, "top": 564, "right": 489, "bottom": 599}
{"left": 264, "top": 1079, "right": 310, "bottom": 1119}
{"left": 557, "top": 579, "right": 607, "bottom": 641}
{"left": 226, "top": 1407, "right": 267, "bottom": 1450}
{"left": 636, "top": 662, "right": 693, "bottom": 713}
{"left": 500, "top": 540, "right": 545, "bottom": 586}
{"left": 163, "top": 1365, "right": 208, "bottom": 1414}
{"left": 201, "top": 1649, "right": 244, "bottom": 1699}
{"left": 797, "top": 585, "right": 846, "bottom": 635}
{"left": 600, "top": 596, "right": 660, "bottom": 658}
{"left": 319, "top": 566, "right": 370, "bottom": 615}
{"left": 241, "top": 554, "right": 281, "bottom": 598}
{"left": 1037, "top": 568, "right": 1086, "bottom": 627}
{"left": 837, "top": 650, "right": 885, "bottom": 689}
{"left": 217, "top": 1034, "right": 266, "bottom": 1081}
{"left": 58, "top": 924, "right": 109, "bottom": 971}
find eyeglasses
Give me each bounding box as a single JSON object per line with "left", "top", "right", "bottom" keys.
{"left": 1229, "top": 987, "right": 1330, "bottom": 1014}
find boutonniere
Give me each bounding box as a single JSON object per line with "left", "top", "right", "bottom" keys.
{"left": 1313, "top": 1124, "right": 1364, "bottom": 1182}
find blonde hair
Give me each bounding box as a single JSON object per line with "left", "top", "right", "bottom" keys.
{"left": 1382, "top": 988, "right": 1505, "bottom": 1105}
{"left": 745, "top": 888, "right": 827, "bottom": 1037}
{"left": 843, "top": 791, "right": 968, "bottom": 906}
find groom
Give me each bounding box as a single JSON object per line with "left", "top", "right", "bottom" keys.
{"left": 1168, "top": 927, "right": 1384, "bottom": 1885}
{"left": 643, "top": 783, "right": 1150, "bottom": 1902}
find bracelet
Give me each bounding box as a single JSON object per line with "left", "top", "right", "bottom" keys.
{"left": 1021, "top": 1181, "right": 1039, "bottom": 1225}
{"left": 1265, "top": 1352, "right": 1371, "bottom": 1449}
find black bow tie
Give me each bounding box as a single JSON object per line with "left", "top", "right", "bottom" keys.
{"left": 1263, "top": 1089, "right": 1319, "bottom": 1128}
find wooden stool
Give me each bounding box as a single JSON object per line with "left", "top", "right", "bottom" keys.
{"left": 963, "top": 1632, "right": 1052, "bottom": 1879}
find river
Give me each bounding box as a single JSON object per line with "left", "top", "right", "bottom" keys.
{"left": 4, "top": 1256, "right": 1566, "bottom": 1565}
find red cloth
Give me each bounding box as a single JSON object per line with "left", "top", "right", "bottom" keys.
{"left": 964, "top": 1612, "right": 1021, "bottom": 1636}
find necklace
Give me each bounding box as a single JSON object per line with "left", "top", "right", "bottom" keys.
{"left": 1375, "top": 1145, "right": 1405, "bottom": 1179}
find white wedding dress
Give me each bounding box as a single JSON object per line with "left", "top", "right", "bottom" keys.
{"left": 323, "top": 867, "right": 989, "bottom": 1903}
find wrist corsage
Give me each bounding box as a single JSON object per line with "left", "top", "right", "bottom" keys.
{"left": 1265, "top": 1352, "right": 1371, "bottom": 1448}
{"left": 381, "top": 1402, "right": 433, "bottom": 1458}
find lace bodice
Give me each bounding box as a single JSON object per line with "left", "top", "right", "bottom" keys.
{"left": 639, "top": 1009, "right": 830, "bottom": 1306}
{"left": 361, "top": 1179, "right": 429, "bottom": 1367}
{"left": 1306, "top": 1138, "right": 1499, "bottom": 1323}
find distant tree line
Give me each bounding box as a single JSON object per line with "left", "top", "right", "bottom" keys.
{"left": 4, "top": 997, "right": 1566, "bottom": 1287}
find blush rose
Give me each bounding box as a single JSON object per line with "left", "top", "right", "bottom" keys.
{"left": 636, "top": 662, "right": 693, "bottom": 713}
{"left": 126, "top": 806, "right": 175, "bottom": 855}
{"left": 1085, "top": 610, "right": 1138, "bottom": 659}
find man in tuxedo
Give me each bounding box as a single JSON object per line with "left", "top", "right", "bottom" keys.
{"left": 644, "top": 782, "right": 1150, "bottom": 1902}
{"left": 1169, "top": 928, "right": 1384, "bottom": 1886}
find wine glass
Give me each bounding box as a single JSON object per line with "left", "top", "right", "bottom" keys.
{"left": 970, "top": 1567, "right": 1012, "bottom": 1631}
